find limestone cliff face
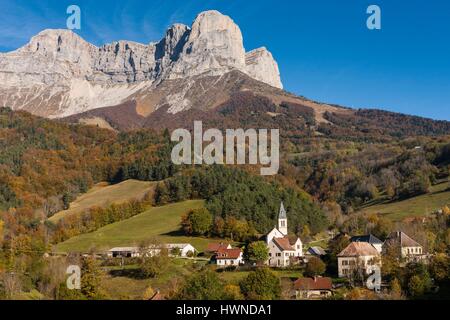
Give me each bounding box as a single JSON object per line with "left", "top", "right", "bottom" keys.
{"left": 168, "top": 10, "right": 246, "bottom": 78}
{"left": 0, "top": 29, "right": 97, "bottom": 85}
{"left": 91, "top": 41, "right": 155, "bottom": 83}
{"left": 246, "top": 47, "right": 283, "bottom": 89}
{"left": 0, "top": 10, "right": 283, "bottom": 117}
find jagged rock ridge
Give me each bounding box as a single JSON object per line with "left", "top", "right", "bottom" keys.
{"left": 0, "top": 10, "right": 283, "bottom": 118}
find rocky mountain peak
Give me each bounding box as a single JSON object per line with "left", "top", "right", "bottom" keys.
{"left": 157, "top": 23, "right": 190, "bottom": 61}
{"left": 21, "top": 29, "right": 96, "bottom": 57}
{"left": 168, "top": 10, "right": 246, "bottom": 77}
{"left": 0, "top": 10, "right": 284, "bottom": 118}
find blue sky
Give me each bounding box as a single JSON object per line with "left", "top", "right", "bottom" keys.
{"left": 0, "top": 0, "right": 449, "bottom": 120}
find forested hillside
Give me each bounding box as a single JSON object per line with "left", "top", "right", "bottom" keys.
{"left": 0, "top": 107, "right": 326, "bottom": 257}
{"left": 0, "top": 100, "right": 449, "bottom": 300}
{"left": 1, "top": 105, "right": 449, "bottom": 247}
{"left": 0, "top": 107, "right": 174, "bottom": 212}
{"left": 154, "top": 166, "right": 328, "bottom": 237}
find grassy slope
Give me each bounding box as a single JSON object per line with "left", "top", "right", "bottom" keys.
{"left": 101, "top": 259, "right": 208, "bottom": 300}
{"left": 55, "top": 200, "right": 220, "bottom": 253}
{"left": 101, "top": 263, "right": 303, "bottom": 300}
{"left": 49, "top": 180, "right": 156, "bottom": 223}
{"left": 358, "top": 182, "right": 450, "bottom": 221}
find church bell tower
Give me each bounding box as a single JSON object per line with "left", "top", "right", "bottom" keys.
{"left": 278, "top": 202, "right": 288, "bottom": 236}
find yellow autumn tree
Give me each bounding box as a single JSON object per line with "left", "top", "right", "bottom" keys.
{"left": 142, "top": 287, "right": 155, "bottom": 300}
{"left": 0, "top": 219, "right": 4, "bottom": 243}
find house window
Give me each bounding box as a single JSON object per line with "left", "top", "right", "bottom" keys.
{"left": 297, "top": 245, "right": 300, "bottom": 249}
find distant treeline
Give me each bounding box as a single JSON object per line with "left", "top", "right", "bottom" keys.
{"left": 295, "top": 138, "right": 450, "bottom": 213}
{"left": 320, "top": 109, "right": 450, "bottom": 141}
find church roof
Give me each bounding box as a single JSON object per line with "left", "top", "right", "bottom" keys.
{"left": 279, "top": 202, "right": 287, "bottom": 219}
{"left": 273, "top": 237, "right": 294, "bottom": 251}
{"left": 272, "top": 236, "right": 300, "bottom": 251}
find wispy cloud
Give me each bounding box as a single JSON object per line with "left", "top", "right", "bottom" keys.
{"left": 83, "top": 0, "right": 176, "bottom": 45}
{"left": 0, "top": 0, "right": 244, "bottom": 50}
{"left": 0, "top": 2, "right": 49, "bottom": 49}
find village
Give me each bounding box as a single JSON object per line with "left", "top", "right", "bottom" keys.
{"left": 105, "top": 203, "right": 429, "bottom": 300}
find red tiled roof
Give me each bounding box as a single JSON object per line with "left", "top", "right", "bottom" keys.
{"left": 273, "top": 237, "right": 295, "bottom": 251}
{"left": 216, "top": 248, "right": 242, "bottom": 260}
{"left": 206, "top": 243, "right": 230, "bottom": 253}
{"left": 337, "top": 242, "right": 379, "bottom": 257}
{"left": 294, "top": 277, "right": 332, "bottom": 291}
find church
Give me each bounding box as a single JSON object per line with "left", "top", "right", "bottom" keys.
{"left": 265, "top": 203, "right": 303, "bottom": 267}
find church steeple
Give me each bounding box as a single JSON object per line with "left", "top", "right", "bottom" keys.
{"left": 278, "top": 202, "right": 288, "bottom": 235}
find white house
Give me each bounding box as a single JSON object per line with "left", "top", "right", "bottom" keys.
{"left": 166, "top": 244, "right": 197, "bottom": 257}
{"left": 383, "top": 231, "right": 425, "bottom": 262}
{"left": 337, "top": 242, "right": 381, "bottom": 278}
{"left": 215, "top": 248, "right": 244, "bottom": 267}
{"left": 147, "top": 243, "right": 197, "bottom": 257}
{"left": 266, "top": 203, "right": 303, "bottom": 267}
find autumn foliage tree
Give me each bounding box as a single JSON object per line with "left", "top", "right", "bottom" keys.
{"left": 181, "top": 208, "right": 213, "bottom": 236}
{"left": 140, "top": 249, "right": 170, "bottom": 278}
{"left": 239, "top": 268, "right": 281, "bottom": 300}
{"left": 176, "top": 269, "right": 225, "bottom": 300}
{"left": 245, "top": 241, "right": 269, "bottom": 266}
{"left": 80, "top": 256, "right": 105, "bottom": 299}
{"left": 305, "top": 257, "right": 326, "bottom": 277}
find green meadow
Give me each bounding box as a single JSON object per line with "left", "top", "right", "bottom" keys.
{"left": 55, "top": 200, "right": 222, "bottom": 253}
